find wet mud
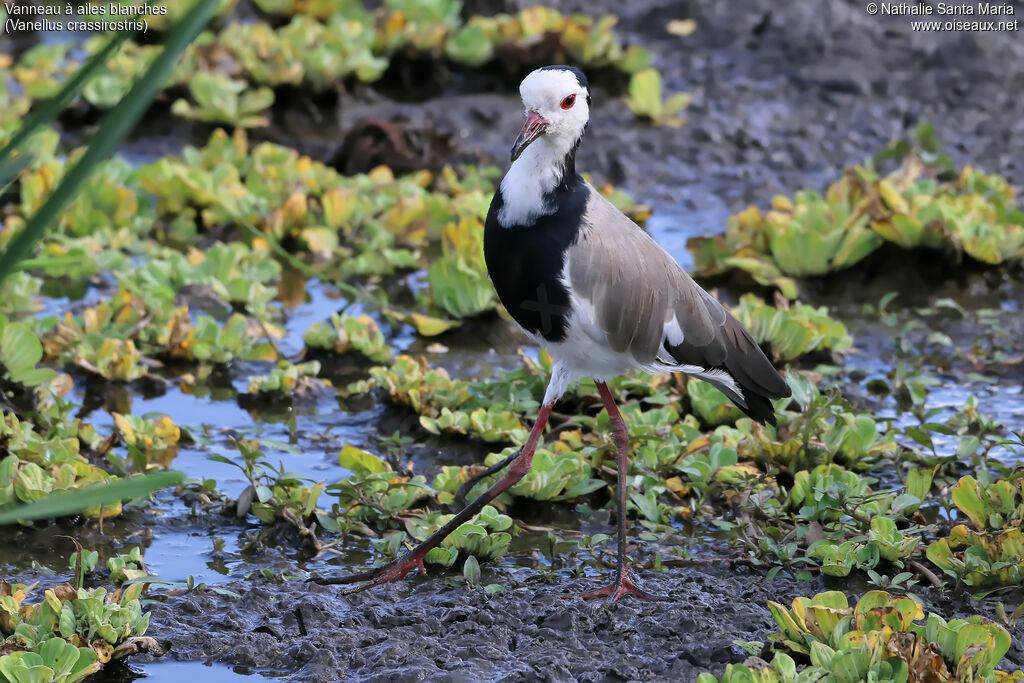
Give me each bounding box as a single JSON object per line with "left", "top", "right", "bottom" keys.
{"left": 139, "top": 565, "right": 1024, "bottom": 681}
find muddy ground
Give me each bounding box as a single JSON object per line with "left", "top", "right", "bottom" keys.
{"left": 122, "top": 0, "right": 1024, "bottom": 680}
{"left": 140, "top": 566, "right": 1024, "bottom": 681}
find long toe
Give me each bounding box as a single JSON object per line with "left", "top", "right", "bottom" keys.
{"left": 564, "top": 572, "right": 669, "bottom": 602}
{"left": 311, "top": 552, "right": 427, "bottom": 592}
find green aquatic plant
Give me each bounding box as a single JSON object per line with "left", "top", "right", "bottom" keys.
{"left": 697, "top": 653, "right": 819, "bottom": 683}
{"left": 116, "top": 242, "right": 281, "bottom": 310}
{"left": 686, "top": 379, "right": 745, "bottom": 427}
{"left": 325, "top": 446, "right": 432, "bottom": 533}
{"left": 2, "top": 2, "right": 662, "bottom": 137}
{"left": 8, "top": 43, "right": 75, "bottom": 100}
{"left": 402, "top": 505, "right": 514, "bottom": 567}
{"left": 749, "top": 590, "right": 1018, "bottom": 683}
{"left": 426, "top": 217, "right": 495, "bottom": 319}
{"left": 0, "top": 471, "right": 183, "bottom": 527}
{"left": 110, "top": 413, "right": 181, "bottom": 471}
{"left": 0, "top": 412, "right": 120, "bottom": 519}
{"left": 40, "top": 290, "right": 274, "bottom": 379}
{"left": 734, "top": 294, "right": 853, "bottom": 362}
{"left": 0, "top": 0, "right": 218, "bottom": 293}
{"left": 17, "top": 157, "right": 151, "bottom": 239}
{"left": 106, "top": 547, "right": 147, "bottom": 585}
{"left": 246, "top": 360, "right": 330, "bottom": 398}
{"left": 688, "top": 134, "right": 1024, "bottom": 296}
{"left": 950, "top": 473, "right": 1023, "bottom": 532}
{"left": 487, "top": 445, "right": 604, "bottom": 502}
{"left": 806, "top": 516, "right": 922, "bottom": 578}
{"left": 926, "top": 473, "right": 1024, "bottom": 587}
{"left": 0, "top": 315, "right": 57, "bottom": 390}
{"left": 0, "top": 273, "right": 42, "bottom": 317}
{"left": 0, "top": 580, "right": 157, "bottom": 676}
{"left": 349, "top": 355, "right": 539, "bottom": 444}
{"left": 171, "top": 71, "right": 275, "bottom": 128}
{"left": 624, "top": 68, "right": 691, "bottom": 126}
{"left": 0, "top": 635, "right": 101, "bottom": 683}
{"left": 788, "top": 464, "right": 879, "bottom": 523}
{"left": 303, "top": 313, "right": 392, "bottom": 363}
{"left": 211, "top": 439, "right": 324, "bottom": 547}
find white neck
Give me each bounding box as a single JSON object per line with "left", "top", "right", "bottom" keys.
{"left": 497, "top": 134, "right": 577, "bottom": 227}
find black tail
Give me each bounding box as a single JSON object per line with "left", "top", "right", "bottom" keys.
{"left": 667, "top": 313, "right": 791, "bottom": 426}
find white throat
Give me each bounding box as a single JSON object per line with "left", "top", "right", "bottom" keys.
{"left": 497, "top": 135, "right": 576, "bottom": 227}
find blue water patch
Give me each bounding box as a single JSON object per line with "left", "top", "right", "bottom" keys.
{"left": 118, "top": 660, "right": 280, "bottom": 682}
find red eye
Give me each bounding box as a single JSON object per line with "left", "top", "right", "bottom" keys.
{"left": 560, "top": 94, "right": 576, "bottom": 109}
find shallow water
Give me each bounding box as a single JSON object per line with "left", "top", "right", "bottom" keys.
{"left": 96, "top": 660, "right": 279, "bottom": 682}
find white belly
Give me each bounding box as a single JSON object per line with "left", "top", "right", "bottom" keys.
{"left": 544, "top": 308, "right": 647, "bottom": 382}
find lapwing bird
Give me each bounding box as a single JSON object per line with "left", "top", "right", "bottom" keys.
{"left": 317, "top": 65, "right": 791, "bottom": 600}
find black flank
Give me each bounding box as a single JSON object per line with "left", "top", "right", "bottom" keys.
{"left": 484, "top": 175, "right": 588, "bottom": 343}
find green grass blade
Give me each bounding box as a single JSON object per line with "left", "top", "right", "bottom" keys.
{"left": 0, "top": 154, "right": 32, "bottom": 197}
{"left": 0, "top": 29, "right": 134, "bottom": 175}
{"left": 0, "top": 1, "right": 217, "bottom": 289}
{"left": 0, "top": 470, "right": 183, "bottom": 525}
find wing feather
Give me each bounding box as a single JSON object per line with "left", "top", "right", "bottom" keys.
{"left": 567, "top": 184, "right": 791, "bottom": 424}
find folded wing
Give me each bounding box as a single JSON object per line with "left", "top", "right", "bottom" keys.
{"left": 567, "top": 186, "right": 791, "bottom": 424}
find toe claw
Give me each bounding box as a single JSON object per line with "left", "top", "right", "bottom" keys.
{"left": 566, "top": 572, "right": 667, "bottom": 602}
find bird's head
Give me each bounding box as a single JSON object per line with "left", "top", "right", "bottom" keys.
{"left": 510, "top": 65, "right": 591, "bottom": 163}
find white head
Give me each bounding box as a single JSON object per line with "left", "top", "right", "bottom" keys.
{"left": 510, "top": 65, "right": 591, "bottom": 163}
{"left": 498, "top": 66, "right": 592, "bottom": 227}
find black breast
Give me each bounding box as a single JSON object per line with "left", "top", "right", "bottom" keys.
{"left": 483, "top": 179, "right": 588, "bottom": 343}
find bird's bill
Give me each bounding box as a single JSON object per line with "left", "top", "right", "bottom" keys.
{"left": 510, "top": 111, "right": 548, "bottom": 162}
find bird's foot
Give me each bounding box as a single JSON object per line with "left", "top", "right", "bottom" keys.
{"left": 309, "top": 551, "right": 427, "bottom": 594}
{"left": 568, "top": 571, "right": 667, "bottom": 602}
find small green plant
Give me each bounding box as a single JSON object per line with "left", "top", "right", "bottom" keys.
{"left": 927, "top": 473, "right": 1024, "bottom": 587}
{"left": 110, "top": 413, "right": 181, "bottom": 472}
{"left": 0, "top": 578, "right": 158, "bottom": 680}
{"left": 0, "top": 315, "right": 57, "bottom": 389}
{"left": 720, "top": 590, "right": 1020, "bottom": 682}
{"left": 624, "top": 68, "right": 690, "bottom": 126}
{"left": 328, "top": 445, "right": 431, "bottom": 529}
{"left": 246, "top": 360, "right": 329, "bottom": 398}
{"left": 210, "top": 439, "right": 325, "bottom": 548}
{"left": 303, "top": 313, "right": 392, "bottom": 363}
{"left": 0, "top": 636, "right": 101, "bottom": 683}
{"left": 68, "top": 548, "right": 99, "bottom": 589}
{"left": 403, "top": 505, "right": 514, "bottom": 567}
{"left": 734, "top": 294, "right": 853, "bottom": 362}
{"left": 107, "top": 547, "right": 147, "bottom": 585}
{"left": 171, "top": 72, "right": 275, "bottom": 128}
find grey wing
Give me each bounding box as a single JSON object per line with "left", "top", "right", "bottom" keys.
{"left": 567, "top": 186, "right": 791, "bottom": 424}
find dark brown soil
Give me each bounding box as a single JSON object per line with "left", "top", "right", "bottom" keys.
{"left": 138, "top": 564, "right": 1024, "bottom": 681}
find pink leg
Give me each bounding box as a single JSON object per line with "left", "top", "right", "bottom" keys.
{"left": 313, "top": 403, "right": 555, "bottom": 593}
{"left": 574, "top": 381, "right": 665, "bottom": 602}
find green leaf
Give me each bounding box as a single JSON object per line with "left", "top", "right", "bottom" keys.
{"left": 904, "top": 427, "right": 934, "bottom": 451}
{"left": 626, "top": 68, "right": 663, "bottom": 118}
{"left": 59, "top": 602, "right": 77, "bottom": 639}
{"left": 338, "top": 446, "right": 389, "bottom": 477}
{"left": 462, "top": 555, "right": 481, "bottom": 586}
{"left": 0, "top": 471, "right": 183, "bottom": 525}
